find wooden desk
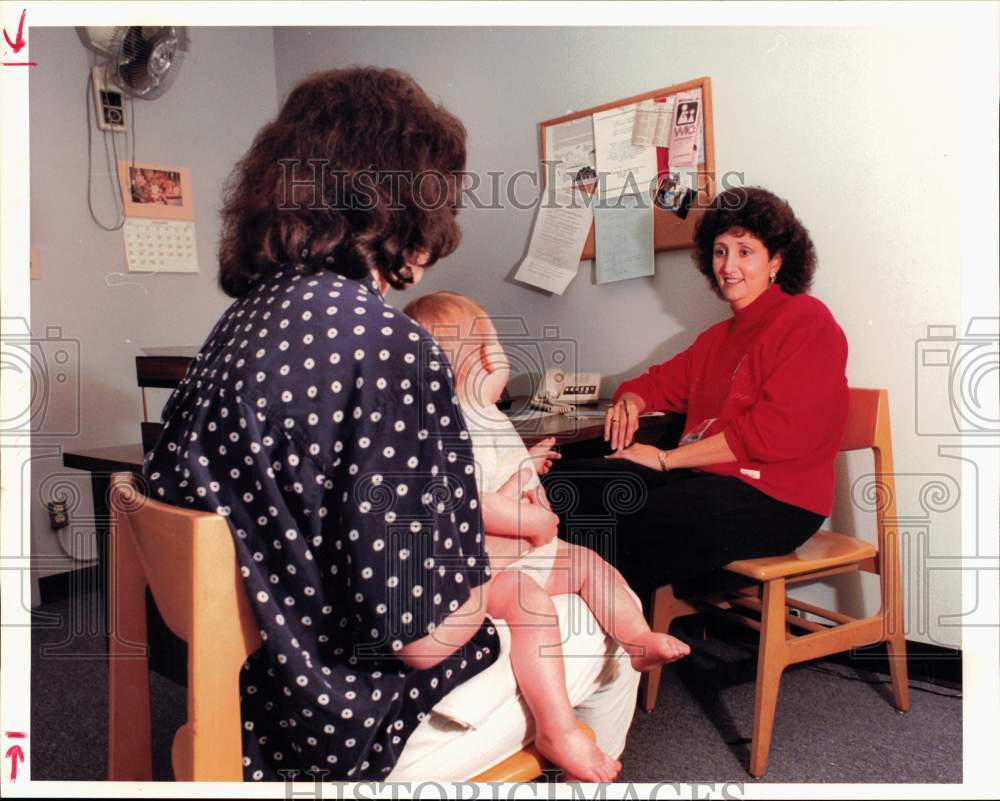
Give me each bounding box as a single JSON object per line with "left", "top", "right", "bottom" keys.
{"left": 63, "top": 443, "right": 147, "bottom": 474}
{"left": 63, "top": 408, "right": 671, "bottom": 473}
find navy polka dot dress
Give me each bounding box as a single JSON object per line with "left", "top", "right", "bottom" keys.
{"left": 144, "top": 267, "right": 500, "bottom": 780}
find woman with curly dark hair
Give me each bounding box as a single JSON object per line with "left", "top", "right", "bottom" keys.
{"left": 216, "top": 66, "right": 466, "bottom": 298}
{"left": 145, "top": 66, "right": 640, "bottom": 783}
{"left": 543, "top": 186, "right": 848, "bottom": 599}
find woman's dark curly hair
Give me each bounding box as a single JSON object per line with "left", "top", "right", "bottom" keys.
{"left": 692, "top": 186, "right": 816, "bottom": 297}
{"left": 218, "top": 67, "right": 467, "bottom": 298}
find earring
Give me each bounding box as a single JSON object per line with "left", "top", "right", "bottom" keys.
{"left": 769, "top": 271, "right": 777, "bottom": 284}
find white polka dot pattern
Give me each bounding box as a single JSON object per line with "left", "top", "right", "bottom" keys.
{"left": 144, "top": 268, "right": 499, "bottom": 780}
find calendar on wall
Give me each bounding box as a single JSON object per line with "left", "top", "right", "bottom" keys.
{"left": 123, "top": 218, "right": 198, "bottom": 273}
{"left": 117, "top": 161, "right": 200, "bottom": 273}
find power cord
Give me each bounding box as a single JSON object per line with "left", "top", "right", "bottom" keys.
{"left": 805, "top": 662, "right": 962, "bottom": 699}
{"left": 722, "top": 664, "right": 960, "bottom": 748}
{"left": 86, "top": 64, "right": 135, "bottom": 231}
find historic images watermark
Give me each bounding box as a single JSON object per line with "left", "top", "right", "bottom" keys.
{"left": 415, "top": 316, "right": 584, "bottom": 438}
{"left": 0, "top": 317, "right": 81, "bottom": 440}
{"left": 275, "top": 159, "right": 747, "bottom": 214}
{"left": 278, "top": 775, "right": 746, "bottom": 799}
{"left": 1, "top": 319, "right": 85, "bottom": 643}
{"left": 909, "top": 317, "right": 999, "bottom": 643}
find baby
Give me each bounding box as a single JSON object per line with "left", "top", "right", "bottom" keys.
{"left": 404, "top": 292, "right": 690, "bottom": 782}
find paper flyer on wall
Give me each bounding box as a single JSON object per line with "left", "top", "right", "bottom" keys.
{"left": 631, "top": 96, "right": 675, "bottom": 148}
{"left": 545, "top": 115, "right": 598, "bottom": 191}
{"left": 513, "top": 192, "right": 594, "bottom": 294}
{"left": 668, "top": 89, "right": 703, "bottom": 168}
{"left": 594, "top": 192, "right": 654, "bottom": 285}
{"left": 593, "top": 103, "right": 658, "bottom": 199}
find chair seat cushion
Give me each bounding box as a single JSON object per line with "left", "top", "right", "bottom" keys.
{"left": 724, "top": 530, "right": 878, "bottom": 581}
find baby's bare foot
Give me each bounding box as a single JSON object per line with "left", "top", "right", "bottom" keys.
{"left": 628, "top": 631, "right": 691, "bottom": 672}
{"left": 535, "top": 723, "right": 621, "bottom": 783}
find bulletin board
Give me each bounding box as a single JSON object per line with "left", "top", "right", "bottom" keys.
{"left": 539, "top": 76, "right": 715, "bottom": 260}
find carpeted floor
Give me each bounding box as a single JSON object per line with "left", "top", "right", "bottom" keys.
{"left": 29, "top": 592, "right": 962, "bottom": 784}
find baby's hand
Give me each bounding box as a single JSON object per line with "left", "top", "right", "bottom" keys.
{"left": 523, "top": 504, "right": 559, "bottom": 548}
{"left": 527, "top": 437, "right": 561, "bottom": 475}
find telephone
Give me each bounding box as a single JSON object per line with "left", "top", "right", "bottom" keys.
{"left": 530, "top": 369, "right": 602, "bottom": 413}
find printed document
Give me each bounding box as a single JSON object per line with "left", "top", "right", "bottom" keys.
{"left": 631, "top": 97, "right": 675, "bottom": 148}
{"left": 545, "top": 116, "right": 597, "bottom": 191}
{"left": 669, "top": 88, "right": 703, "bottom": 168}
{"left": 594, "top": 192, "right": 654, "bottom": 285}
{"left": 514, "top": 191, "right": 593, "bottom": 295}
{"left": 593, "top": 103, "right": 658, "bottom": 198}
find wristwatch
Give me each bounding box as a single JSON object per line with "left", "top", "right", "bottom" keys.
{"left": 657, "top": 450, "right": 670, "bottom": 472}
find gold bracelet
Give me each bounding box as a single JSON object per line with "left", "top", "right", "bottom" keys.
{"left": 657, "top": 450, "right": 670, "bottom": 472}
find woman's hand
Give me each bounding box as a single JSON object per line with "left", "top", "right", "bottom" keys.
{"left": 606, "top": 442, "right": 665, "bottom": 471}
{"left": 518, "top": 481, "right": 558, "bottom": 547}
{"left": 526, "top": 483, "right": 552, "bottom": 512}
{"left": 526, "top": 437, "right": 560, "bottom": 475}
{"left": 604, "top": 393, "right": 646, "bottom": 452}
{"left": 496, "top": 467, "right": 534, "bottom": 500}
{"left": 607, "top": 432, "right": 737, "bottom": 472}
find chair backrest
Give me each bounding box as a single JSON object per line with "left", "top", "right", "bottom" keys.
{"left": 838, "top": 387, "right": 895, "bottom": 496}
{"left": 109, "top": 473, "right": 262, "bottom": 781}
{"left": 836, "top": 389, "right": 898, "bottom": 604}
{"left": 840, "top": 388, "right": 887, "bottom": 452}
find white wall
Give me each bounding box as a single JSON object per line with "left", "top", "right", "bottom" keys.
{"left": 27, "top": 25, "right": 980, "bottom": 649}
{"left": 272, "top": 26, "right": 973, "bottom": 648}
{"left": 28, "top": 28, "right": 279, "bottom": 584}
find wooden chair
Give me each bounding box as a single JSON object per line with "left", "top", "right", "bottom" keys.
{"left": 640, "top": 388, "right": 910, "bottom": 777}
{"left": 107, "top": 472, "right": 578, "bottom": 782}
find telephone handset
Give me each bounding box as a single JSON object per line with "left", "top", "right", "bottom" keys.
{"left": 530, "top": 368, "right": 602, "bottom": 413}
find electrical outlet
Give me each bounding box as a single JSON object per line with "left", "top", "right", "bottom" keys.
{"left": 47, "top": 500, "right": 69, "bottom": 530}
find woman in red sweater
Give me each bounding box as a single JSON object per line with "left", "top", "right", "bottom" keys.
{"left": 543, "top": 186, "right": 848, "bottom": 599}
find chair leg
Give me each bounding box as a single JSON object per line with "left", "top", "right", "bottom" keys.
{"left": 107, "top": 515, "right": 153, "bottom": 781}
{"left": 640, "top": 585, "right": 697, "bottom": 712}
{"left": 882, "top": 534, "right": 911, "bottom": 713}
{"left": 749, "top": 578, "right": 788, "bottom": 778}
{"left": 885, "top": 632, "right": 910, "bottom": 713}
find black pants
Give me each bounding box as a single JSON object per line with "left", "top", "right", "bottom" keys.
{"left": 541, "top": 458, "right": 824, "bottom": 600}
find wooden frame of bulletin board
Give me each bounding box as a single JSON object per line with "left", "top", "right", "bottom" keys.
{"left": 539, "top": 76, "right": 715, "bottom": 259}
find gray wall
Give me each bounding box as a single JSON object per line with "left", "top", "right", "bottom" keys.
{"left": 28, "top": 25, "right": 975, "bottom": 648}
{"left": 28, "top": 28, "right": 278, "bottom": 585}
{"left": 272, "top": 26, "right": 967, "bottom": 648}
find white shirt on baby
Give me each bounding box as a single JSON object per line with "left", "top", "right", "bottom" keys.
{"left": 460, "top": 402, "right": 540, "bottom": 493}
{"left": 459, "top": 401, "right": 558, "bottom": 585}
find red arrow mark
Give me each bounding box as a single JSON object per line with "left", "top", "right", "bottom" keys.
{"left": 3, "top": 9, "right": 27, "bottom": 53}
{"left": 5, "top": 745, "right": 25, "bottom": 781}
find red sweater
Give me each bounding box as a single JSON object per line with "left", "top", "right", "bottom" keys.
{"left": 613, "top": 285, "right": 849, "bottom": 516}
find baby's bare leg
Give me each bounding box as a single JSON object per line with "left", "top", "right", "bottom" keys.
{"left": 488, "top": 570, "right": 620, "bottom": 782}
{"left": 542, "top": 542, "right": 690, "bottom": 670}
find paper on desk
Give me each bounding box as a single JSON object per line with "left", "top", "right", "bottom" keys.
{"left": 631, "top": 97, "right": 675, "bottom": 148}
{"left": 566, "top": 407, "right": 666, "bottom": 418}
{"left": 594, "top": 192, "right": 654, "bottom": 285}
{"left": 506, "top": 407, "right": 560, "bottom": 422}
{"left": 669, "top": 88, "right": 703, "bottom": 168}
{"left": 513, "top": 190, "right": 593, "bottom": 295}
{"left": 593, "top": 103, "right": 658, "bottom": 199}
